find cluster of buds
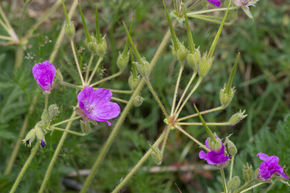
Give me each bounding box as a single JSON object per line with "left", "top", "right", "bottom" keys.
{"left": 86, "top": 35, "right": 107, "bottom": 56}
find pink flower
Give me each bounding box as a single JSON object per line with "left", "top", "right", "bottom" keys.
{"left": 207, "top": 0, "right": 221, "bottom": 7}
{"left": 32, "top": 61, "right": 56, "bottom": 92}
{"left": 199, "top": 138, "right": 230, "bottom": 165}
{"left": 257, "top": 153, "right": 289, "bottom": 180}
{"left": 77, "top": 87, "right": 121, "bottom": 126}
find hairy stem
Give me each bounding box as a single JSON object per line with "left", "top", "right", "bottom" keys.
{"left": 87, "top": 57, "right": 103, "bottom": 85}
{"left": 52, "top": 116, "right": 81, "bottom": 127}
{"left": 177, "top": 122, "right": 231, "bottom": 126}
{"left": 187, "top": 7, "right": 238, "bottom": 16}
{"left": 111, "top": 97, "right": 128, "bottom": 104}
{"left": 90, "top": 70, "right": 121, "bottom": 87}
{"left": 85, "top": 54, "right": 95, "bottom": 82}
{"left": 50, "top": 126, "right": 86, "bottom": 136}
{"left": 220, "top": 168, "right": 228, "bottom": 193}
{"left": 60, "top": 81, "right": 83, "bottom": 89}
{"left": 178, "top": 106, "right": 224, "bottom": 121}
{"left": 71, "top": 40, "right": 85, "bottom": 85}
{"left": 170, "top": 64, "right": 184, "bottom": 116}
{"left": 240, "top": 182, "right": 266, "bottom": 193}
{"left": 229, "top": 155, "right": 235, "bottom": 180}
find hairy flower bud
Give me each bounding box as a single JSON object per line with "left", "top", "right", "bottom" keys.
{"left": 219, "top": 87, "right": 235, "bottom": 108}
{"left": 150, "top": 145, "right": 163, "bottom": 165}
{"left": 176, "top": 42, "right": 188, "bottom": 62}
{"left": 22, "top": 128, "right": 36, "bottom": 147}
{"left": 128, "top": 73, "right": 140, "bottom": 90}
{"left": 65, "top": 20, "right": 75, "bottom": 39}
{"left": 228, "top": 176, "right": 241, "bottom": 191}
{"left": 80, "top": 120, "right": 91, "bottom": 134}
{"left": 35, "top": 127, "right": 46, "bottom": 148}
{"left": 96, "top": 36, "right": 107, "bottom": 57}
{"left": 186, "top": 48, "right": 200, "bottom": 70}
{"left": 133, "top": 95, "right": 144, "bottom": 107}
{"left": 198, "top": 54, "right": 213, "bottom": 77}
{"left": 229, "top": 110, "right": 247, "bottom": 125}
{"left": 226, "top": 138, "right": 237, "bottom": 156}
{"left": 48, "top": 104, "right": 60, "bottom": 121}
{"left": 243, "top": 163, "right": 253, "bottom": 182}
{"left": 134, "top": 57, "right": 150, "bottom": 77}
{"left": 117, "top": 51, "right": 130, "bottom": 71}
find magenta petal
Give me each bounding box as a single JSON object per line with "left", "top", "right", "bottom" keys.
{"left": 257, "top": 153, "right": 271, "bottom": 161}
{"left": 32, "top": 61, "right": 56, "bottom": 92}
{"left": 207, "top": 0, "right": 221, "bottom": 7}
{"left": 92, "top": 102, "right": 121, "bottom": 120}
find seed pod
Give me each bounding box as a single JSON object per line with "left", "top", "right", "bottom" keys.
{"left": 150, "top": 145, "right": 163, "bottom": 165}
{"left": 96, "top": 36, "right": 107, "bottom": 57}
{"left": 65, "top": 21, "right": 75, "bottom": 39}
{"left": 229, "top": 110, "right": 247, "bottom": 125}
{"left": 86, "top": 35, "right": 98, "bottom": 53}
{"left": 243, "top": 163, "right": 253, "bottom": 182}
{"left": 198, "top": 54, "right": 213, "bottom": 77}
{"left": 176, "top": 42, "right": 188, "bottom": 62}
{"left": 226, "top": 138, "right": 237, "bottom": 156}
{"left": 117, "top": 51, "right": 130, "bottom": 71}
{"left": 219, "top": 87, "right": 235, "bottom": 108}
{"left": 228, "top": 176, "right": 241, "bottom": 191}
{"left": 186, "top": 48, "right": 200, "bottom": 70}
{"left": 128, "top": 73, "right": 140, "bottom": 90}
{"left": 134, "top": 57, "right": 150, "bottom": 77}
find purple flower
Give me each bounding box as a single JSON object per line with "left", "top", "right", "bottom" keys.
{"left": 257, "top": 153, "right": 289, "bottom": 180}
{"left": 77, "top": 87, "right": 121, "bottom": 126}
{"left": 199, "top": 138, "right": 230, "bottom": 165}
{"left": 32, "top": 61, "right": 56, "bottom": 92}
{"left": 207, "top": 0, "right": 221, "bottom": 7}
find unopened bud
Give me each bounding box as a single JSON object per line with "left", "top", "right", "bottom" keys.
{"left": 134, "top": 57, "right": 150, "bottom": 77}
{"left": 128, "top": 73, "right": 140, "bottom": 90}
{"left": 228, "top": 176, "right": 241, "bottom": 191}
{"left": 226, "top": 138, "right": 237, "bottom": 156}
{"left": 150, "top": 145, "right": 163, "bottom": 165}
{"left": 208, "top": 137, "right": 222, "bottom": 151}
{"left": 243, "top": 163, "right": 253, "bottom": 182}
{"left": 117, "top": 51, "right": 129, "bottom": 71}
{"left": 48, "top": 104, "right": 59, "bottom": 121}
{"left": 186, "top": 48, "right": 200, "bottom": 70}
{"left": 220, "top": 87, "right": 235, "bottom": 108}
{"left": 198, "top": 54, "right": 213, "bottom": 77}
{"left": 96, "top": 36, "right": 107, "bottom": 57}
{"left": 65, "top": 21, "right": 75, "bottom": 39}
{"left": 133, "top": 95, "right": 144, "bottom": 107}
{"left": 176, "top": 42, "right": 188, "bottom": 62}
{"left": 229, "top": 110, "right": 247, "bottom": 125}
{"left": 80, "top": 120, "right": 91, "bottom": 134}
{"left": 22, "top": 129, "right": 36, "bottom": 147}
{"left": 35, "top": 127, "right": 46, "bottom": 148}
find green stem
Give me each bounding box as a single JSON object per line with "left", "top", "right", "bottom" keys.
{"left": 78, "top": 2, "right": 91, "bottom": 41}
{"left": 87, "top": 57, "right": 103, "bottom": 85}
{"left": 4, "top": 92, "right": 39, "bottom": 175}
{"left": 9, "top": 144, "right": 39, "bottom": 193}
{"left": 161, "top": 126, "right": 171, "bottom": 155}
{"left": 50, "top": 126, "right": 86, "bottom": 136}
{"left": 111, "top": 97, "right": 128, "bottom": 104}
{"left": 111, "top": 131, "right": 166, "bottom": 193}
{"left": 145, "top": 78, "right": 169, "bottom": 120}
{"left": 184, "top": 9, "right": 194, "bottom": 52}
{"left": 60, "top": 81, "right": 83, "bottom": 89}
{"left": 0, "top": 35, "right": 13, "bottom": 40}
{"left": 178, "top": 105, "right": 224, "bottom": 121}
{"left": 174, "top": 71, "right": 197, "bottom": 115}
{"left": 220, "top": 168, "right": 228, "bottom": 193}
{"left": 110, "top": 89, "right": 132, "bottom": 94}
{"left": 52, "top": 116, "right": 81, "bottom": 127}
{"left": 175, "top": 77, "right": 202, "bottom": 117}
{"left": 187, "top": 7, "right": 238, "bottom": 16}
{"left": 170, "top": 64, "right": 184, "bottom": 116}
{"left": 240, "top": 182, "right": 266, "bottom": 193}
{"left": 85, "top": 54, "right": 95, "bottom": 83}
{"left": 175, "top": 125, "right": 209, "bottom": 151}
{"left": 229, "top": 155, "right": 235, "bottom": 181}
{"left": 235, "top": 179, "right": 256, "bottom": 193}
{"left": 14, "top": 46, "right": 24, "bottom": 71}
{"left": 188, "top": 14, "right": 232, "bottom": 25}
{"left": 80, "top": 28, "right": 171, "bottom": 193}
{"left": 90, "top": 70, "right": 121, "bottom": 87}
{"left": 38, "top": 112, "right": 76, "bottom": 193}
{"left": 178, "top": 122, "right": 231, "bottom": 126}
{"left": 71, "top": 40, "right": 85, "bottom": 85}
{"left": 44, "top": 95, "right": 49, "bottom": 110}
{"left": 95, "top": 5, "right": 101, "bottom": 42}
{"left": 225, "top": 52, "right": 240, "bottom": 94}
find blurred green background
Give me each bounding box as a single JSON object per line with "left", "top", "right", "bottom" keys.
{"left": 0, "top": 0, "right": 289, "bottom": 192}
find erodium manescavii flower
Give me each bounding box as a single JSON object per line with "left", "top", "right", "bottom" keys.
{"left": 32, "top": 61, "right": 56, "bottom": 92}
{"left": 207, "top": 0, "right": 221, "bottom": 7}
{"left": 257, "top": 153, "right": 289, "bottom": 180}
{"left": 199, "top": 138, "right": 231, "bottom": 165}
{"left": 77, "top": 87, "right": 121, "bottom": 126}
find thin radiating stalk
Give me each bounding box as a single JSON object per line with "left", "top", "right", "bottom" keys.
{"left": 220, "top": 168, "right": 228, "bottom": 193}
{"left": 229, "top": 155, "right": 235, "bottom": 180}
{"left": 50, "top": 126, "right": 86, "bottom": 136}
{"left": 174, "top": 71, "right": 197, "bottom": 115}
{"left": 52, "top": 116, "right": 81, "bottom": 127}
{"left": 9, "top": 144, "right": 39, "bottom": 193}
{"left": 111, "top": 97, "right": 128, "bottom": 104}
{"left": 187, "top": 7, "right": 238, "bottom": 16}
{"left": 240, "top": 182, "right": 266, "bottom": 193}
{"left": 178, "top": 106, "right": 224, "bottom": 121}
{"left": 0, "top": 35, "right": 13, "bottom": 40}
{"left": 161, "top": 126, "right": 170, "bottom": 155}
{"left": 175, "top": 77, "right": 202, "bottom": 117}
{"left": 111, "top": 131, "right": 166, "bottom": 193}
{"left": 170, "top": 64, "right": 184, "bottom": 116}
{"left": 85, "top": 54, "right": 95, "bottom": 83}
{"left": 178, "top": 122, "right": 231, "bottom": 126}
{"left": 109, "top": 89, "right": 132, "bottom": 94}
{"left": 90, "top": 71, "right": 121, "bottom": 87}
{"left": 80, "top": 29, "right": 171, "bottom": 193}
{"left": 87, "top": 57, "right": 103, "bottom": 85}
{"left": 71, "top": 40, "right": 85, "bottom": 85}
{"left": 60, "top": 81, "right": 83, "bottom": 89}
{"left": 175, "top": 125, "right": 209, "bottom": 151}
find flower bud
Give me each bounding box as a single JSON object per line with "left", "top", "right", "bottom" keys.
{"left": 186, "top": 48, "right": 200, "bottom": 70}
{"left": 96, "top": 36, "right": 107, "bottom": 57}
{"left": 128, "top": 73, "right": 140, "bottom": 90}
{"left": 48, "top": 104, "right": 60, "bottom": 121}
{"left": 35, "top": 127, "right": 46, "bottom": 148}
{"left": 226, "top": 138, "right": 237, "bottom": 156}
{"left": 133, "top": 95, "right": 144, "bottom": 107}
{"left": 219, "top": 86, "right": 235, "bottom": 108}
{"left": 150, "top": 145, "right": 163, "bottom": 165}
{"left": 198, "top": 54, "right": 213, "bottom": 77}
{"left": 208, "top": 137, "right": 222, "bottom": 151}
{"left": 243, "top": 163, "right": 253, "bottom": 182}
{"left": 65, "top": 21, "right": 75, "bottom": 39}
{"left": 229, "top": 110, "right": 247, "bottom": 126}
{"left": 117, "top": 51, "right": 130, "bottom": 71}
{"left": 134, "top": 57, "right": 150, "bottom": 77}
{"left": 176, "top": 42, "right": 188, "bottom": 62}
{"left": 22, "top": 129, "right": 36, "bottom": 147}
{"left": 228, "top": 176, "right": 241, "bottom": 191}
{"left": 86, "top": 35, "right": 98, "bottom": 53}
{"left": 80, "top": 120, "right": 91, "bottom": 134}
